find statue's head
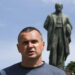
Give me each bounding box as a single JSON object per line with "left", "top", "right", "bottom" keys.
{"left": 55, "top": 2, "right": 63, "bottom": 13}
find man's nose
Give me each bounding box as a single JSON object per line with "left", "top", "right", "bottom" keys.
{"left": 27, "top": 42, "right": 33, "bottom": 48}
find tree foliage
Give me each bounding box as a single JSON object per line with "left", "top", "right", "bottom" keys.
{"left": 66, "top": 61, "right": 75, "bottom": 73}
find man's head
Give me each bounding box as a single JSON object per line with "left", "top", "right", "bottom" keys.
{"left": 18, "top": 27, "right": 43, "bottom": 42}
{"left": 55, "top": 2, "right": 63, "bottom": 13}
{"left": 17, "top": 27, "right": 45, "bottom": 61}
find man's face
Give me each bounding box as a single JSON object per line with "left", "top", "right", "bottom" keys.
{"left": 17, "top": 30, "right": 45, "bottom": 60}
{"left": 56, "top": 5, "right": 62, "bottom": 12}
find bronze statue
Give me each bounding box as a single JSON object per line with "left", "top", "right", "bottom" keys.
{"left": 44, "top": 2, "right": 72, "bottom": 70}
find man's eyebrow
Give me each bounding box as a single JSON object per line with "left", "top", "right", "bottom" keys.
{"left": 31, "top": 40, "right": 38, "bottom": 42}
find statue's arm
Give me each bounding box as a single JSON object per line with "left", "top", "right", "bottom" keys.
{"left": 44, "top": 15, "right": 50, "bottom": 30}
{"left": 67, "top": 17, "right": 72, "bottom": 29}
{"left": 66, "top": 17, "right": 72, "bottom": 43}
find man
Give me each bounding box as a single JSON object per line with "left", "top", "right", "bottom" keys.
{"left": 44, "top": 2, "right": 72, "bottom": 70}
{"left": 0, "top": 27, "right": 66, "bottom": 75}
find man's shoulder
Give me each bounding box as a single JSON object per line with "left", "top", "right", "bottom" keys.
{"left": 48, "top": 13, "right": 57, "bottom": 18}
{"left": 3, "top": 62, "right": 21, "bottom": 71}
{"left": 44, "top": 63, "right": 66, "bottom": 75}
{"left": 49, "top": 13, "right": 68, "bottom": 18}
{"left": 62, "top": 13, "right": 68, "bottom": 18}
{"left": 0, "top": 62, "right": 21, "bottom": 75}
{"left": 48, "top": 12, "right": 56, "bottom": 16}
{"left": 47, "top": 13, "right": 54, "bottom": 19}
{"left": 48, "top": 13, "right": 54, "bottom": 17}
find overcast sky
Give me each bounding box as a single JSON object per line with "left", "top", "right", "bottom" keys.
{"left": 0, "top": 0, "right": 75, "bottom": 70}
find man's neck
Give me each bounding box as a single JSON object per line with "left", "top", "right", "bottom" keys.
{"left": 55, "top": 11, "right": 62, "bottom": 15}
{"left": 21, "top": 57, "right": 43, "bottom": 68}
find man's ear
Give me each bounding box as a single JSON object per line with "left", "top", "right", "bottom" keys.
{"left": 42, "top": 41, "right": 45, "bottom": 51}
{"left": 17, "top": 44, "right": 21, "bottom": 53}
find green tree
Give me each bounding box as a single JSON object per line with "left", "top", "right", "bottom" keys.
{"left": 66, "top": 61, "right": 75, "bottom": 75}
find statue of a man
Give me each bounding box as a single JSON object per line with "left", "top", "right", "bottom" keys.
{"left": 44, "top": 2, "right": 72, "bottom": 70}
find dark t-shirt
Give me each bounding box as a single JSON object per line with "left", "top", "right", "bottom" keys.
{"left": 0, "top": 62, "right": 66, "bottom": 75}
